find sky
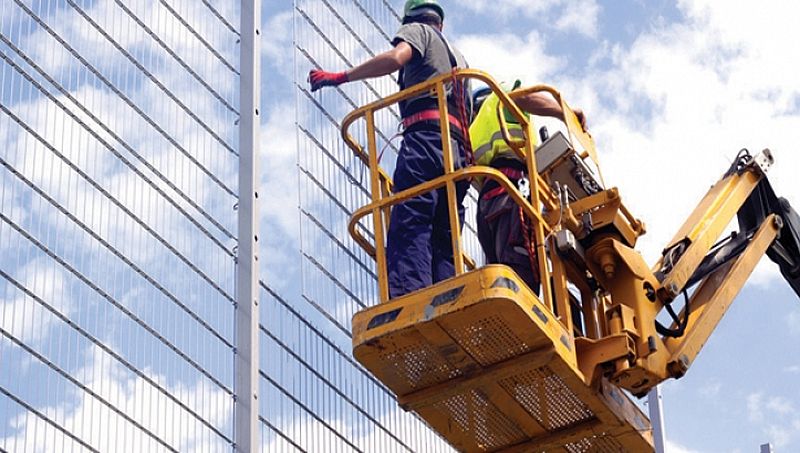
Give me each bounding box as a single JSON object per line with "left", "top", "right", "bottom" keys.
{"left": 1, "top": 0, "right": 240, "bottom": 450}
{"left": 260, "top": 0, "right": 800, "bottom": 451}
{"left": 0, "top": 0, "right": 798, "bottom": 452}
{"left": 2, "top": 1, "right": 446, "bottom": 451}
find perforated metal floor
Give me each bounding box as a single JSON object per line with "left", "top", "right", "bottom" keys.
{"left": 353, "top": 266, "right": 653, "bottom": 452}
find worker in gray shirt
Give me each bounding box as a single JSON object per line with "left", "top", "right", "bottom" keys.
{"left": 309, "top": 0, "right": 471, "bottom": 298}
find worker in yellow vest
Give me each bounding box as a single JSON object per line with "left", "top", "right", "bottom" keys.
{"left": 470, "top": 82, "right": 586, "bottom": 293}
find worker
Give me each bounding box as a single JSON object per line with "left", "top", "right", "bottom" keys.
{"left": 308, "top": 0, "right": 472, "bottom": 298}
{"left": 471, "top": 82, "right": 586, "bottom": 293}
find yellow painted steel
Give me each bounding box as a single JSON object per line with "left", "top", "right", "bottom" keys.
{"left": 558, "top": 188, "right": 646, "bottom": 246}
{"left": 435, "top": 80, "right": 465, "bottom": 276}
{"left": 508, "top": 84, "right": 604, "bottom": 187}
{"left": 341, "top": 70, "right": 654, "bottom": 451}
{"left": 663, "top": 214, "right": 780, "bottom": 374}
{"left": 580, "top": 154, "right": 777, "bottom": 397}
{"left": 340, "top": 69, "right": 788, "bottom": 452}
{"left": 550, "top": 238, "right": 574, "bottom": 333}
{"left": 352, "top": 266, "right": 653, "bottom": 452}
{"left": 365, "top": 110, "right": 390, "bottom": 303}
{"left": 341, "top": 70, "right": 565, "bottom": 306}
{"left": 656, "top": 167, "right": 765, "bottom": 299}
{"left": 347, "top": 166, "right": 555, "bottom": 263}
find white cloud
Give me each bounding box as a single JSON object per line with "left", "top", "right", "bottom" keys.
{"left": 552, "top": 0, "right": 600, "bottom": 37}
{"left": 258, "top": 101, "right": 304, "bottom": 292}
{"left": 666, "top": 439, "right": 703, "bottom": 453}
{"left": 766, "top": 396, "right": 795, "bottom": 416}
{"left": 2, "top": 0, "right": 241, "bottom": 289}
{"left": 2, "top": 1, "right": 240, "bottom": 448}
{"left": 745, "top": 392, "right": 800, "bottom": 448}
{"left": 578, "top": 1, "right": 800, "bottom": 269}
{"left": 1, "top": 345, "right": 231, "bottom": 452}
{"left": 459, "top": 0, "right": 600, "bottom": 37}
{"left": 697, "top": 378, "right": 721, "bottom": 398}
{"left": 0, "top": 259, "right": 72, "bottom": 346}
{"left": 745, "top": 258, "right": 783, "bottom": 292}
{"left": 262, "top": 11, "right": 294, "bottom": 74}
{"left": 766, "top": 425, "right": 792, "bottom": 449}
{"left": 748, "top": 392, "right": 765, "bottom": 422}
{"left": 4, "top": 85, "right": 193, "bottom": 267}
{"left": 456, "top": 30, "right": 565, "bottom": 84}
{"left": 259, "top": 101, "right": 300, "bottom": 241}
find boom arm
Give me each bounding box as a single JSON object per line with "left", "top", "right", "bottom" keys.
{"left": 738, "top": 168, "right": 800, "bottom": 297}
{"left": 576, "top": 149, "right": 800, "bottom": 396}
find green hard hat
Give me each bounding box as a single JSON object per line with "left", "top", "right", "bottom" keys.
{"left": 403, "top": 0, "right": 444, "bottom": 21}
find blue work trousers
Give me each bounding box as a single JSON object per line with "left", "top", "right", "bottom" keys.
{"left": 386, "top": 128, "right": 469, "bottom": 298}
{"left": 477, "top": 187, "right": 540, "bottom": 294}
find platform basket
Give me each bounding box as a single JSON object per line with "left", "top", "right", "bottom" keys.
{"left": 352, "top": 266, "right": 654, "bottom": 452}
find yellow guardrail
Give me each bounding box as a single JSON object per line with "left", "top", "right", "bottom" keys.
{"left": 340, "top": 69, "right": 590, "bottom": 307}
{"left": 508, "top": 84, "right": 604, "bottom": 185}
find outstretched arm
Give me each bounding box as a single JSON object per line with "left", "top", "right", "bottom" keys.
{"left": 347, "top": 42, "right": 413, "bottom": 82}
{"left": 512, "top": 91, "right": 587, "bottom": 130}
{"left": 309, "top": 42, "right": 413, "bottom": 91}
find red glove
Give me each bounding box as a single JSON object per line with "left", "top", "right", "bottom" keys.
{"left": 308, "top": 69, "right": 348, "bottom": 92}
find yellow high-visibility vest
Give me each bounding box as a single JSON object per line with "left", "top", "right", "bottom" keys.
{"left": 469, "top": 81, "right": 536, "bottom": 182}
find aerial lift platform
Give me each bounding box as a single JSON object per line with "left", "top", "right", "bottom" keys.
{"left": 339, "top": 69, "right": 800, "bottom": 452}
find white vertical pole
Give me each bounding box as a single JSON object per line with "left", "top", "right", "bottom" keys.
{"left": 235, "top": 0, "right": 261, "bottom": 451}
{"left": 648, "top": 386, "right": 666, "bottom": 453}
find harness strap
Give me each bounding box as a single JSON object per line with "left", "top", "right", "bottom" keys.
{"left": 429, "top": 26, "right": 474, "bottom": 164}
{"left": 518, "top": 207, "right": 541, "bottom": 284}
{"left": 480, "top": 167, "right": 526, "bottom": 200}
{"left": 402, "top": 110, "right": 465, "bottom": 134}
{"left": 452, "top": 68, "right": 474, "bottom": 164}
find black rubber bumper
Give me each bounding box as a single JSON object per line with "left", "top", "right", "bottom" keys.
{"left": 738, "top": 178, "right": 800, "bottom": 299}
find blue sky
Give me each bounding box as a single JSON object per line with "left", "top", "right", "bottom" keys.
{"left": 260, "top": 1, "right": 800, "bottom": 451}
{"left": 1, "top": 1, "right": 240, "bottom": 450}
{"left": 1, "top": 0, "right": 798, "bottom": 451}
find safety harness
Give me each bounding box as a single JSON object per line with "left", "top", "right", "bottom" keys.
{"left": 471, "top": 84, "right": 541, "bottom": 287}
{"left": 399, "top": 25, "right": 474, "bottom": 163}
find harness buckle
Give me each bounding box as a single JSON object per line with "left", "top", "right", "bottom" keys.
{"left": 517, "top": 177, "right": 531, "bottom": 199}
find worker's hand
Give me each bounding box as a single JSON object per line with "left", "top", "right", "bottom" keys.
{"left": 308, "top": 69, "right": 349, "bottom": 92}
{"left": 573, "top": 107, "right": 588, "bottom": 130}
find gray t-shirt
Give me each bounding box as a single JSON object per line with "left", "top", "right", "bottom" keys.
{"left": 392, "top": 23, "right": 469, "bottom": 117}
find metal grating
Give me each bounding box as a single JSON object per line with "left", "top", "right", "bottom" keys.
{"left": 263, "top": 0, "right": 457, "bottom": 450}
{"left": 378, "top": 334, "right": 461, "bottom": 392}
{"left": 499, "top": 366, "right": 595, "bottom": 431}
{"left": 433, "top": 388, "right": 527, "bottom": 451}
{"left": 446, "top": 314, "right": 531, "bottom": 366}
{"left": 1, "top": 0, "right": 242, "bottom": 450}
{"left": 286, "top": 0, "right": 478, "bottom": 449}
{"left": 565, "top": 434, "right": 626, "bottom": 453}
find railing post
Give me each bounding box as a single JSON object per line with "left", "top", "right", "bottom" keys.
{"left": 235, "top": 0, "right": 260, "bottom": 451}
{"left": 521, "top": 121, "right": 554, "bottom": 311}
{"left": 435, "top": 81, "right": 464, "bottom": 275}
{"left": 365, "top": 111, "right": 390, "bottom": 303}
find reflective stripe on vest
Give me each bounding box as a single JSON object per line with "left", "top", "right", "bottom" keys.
{"left": 473, "top": 129, "right": 526, "bottom": 163}
{"left": 468, "top": 89, "right": 535, "bottom": 168}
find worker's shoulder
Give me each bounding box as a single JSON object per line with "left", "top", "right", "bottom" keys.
{"left": 394, "top": 22, "right": 431, "bottom": 41}
{"left": 394, "top": 23, "right": 441, "bottom": 57}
